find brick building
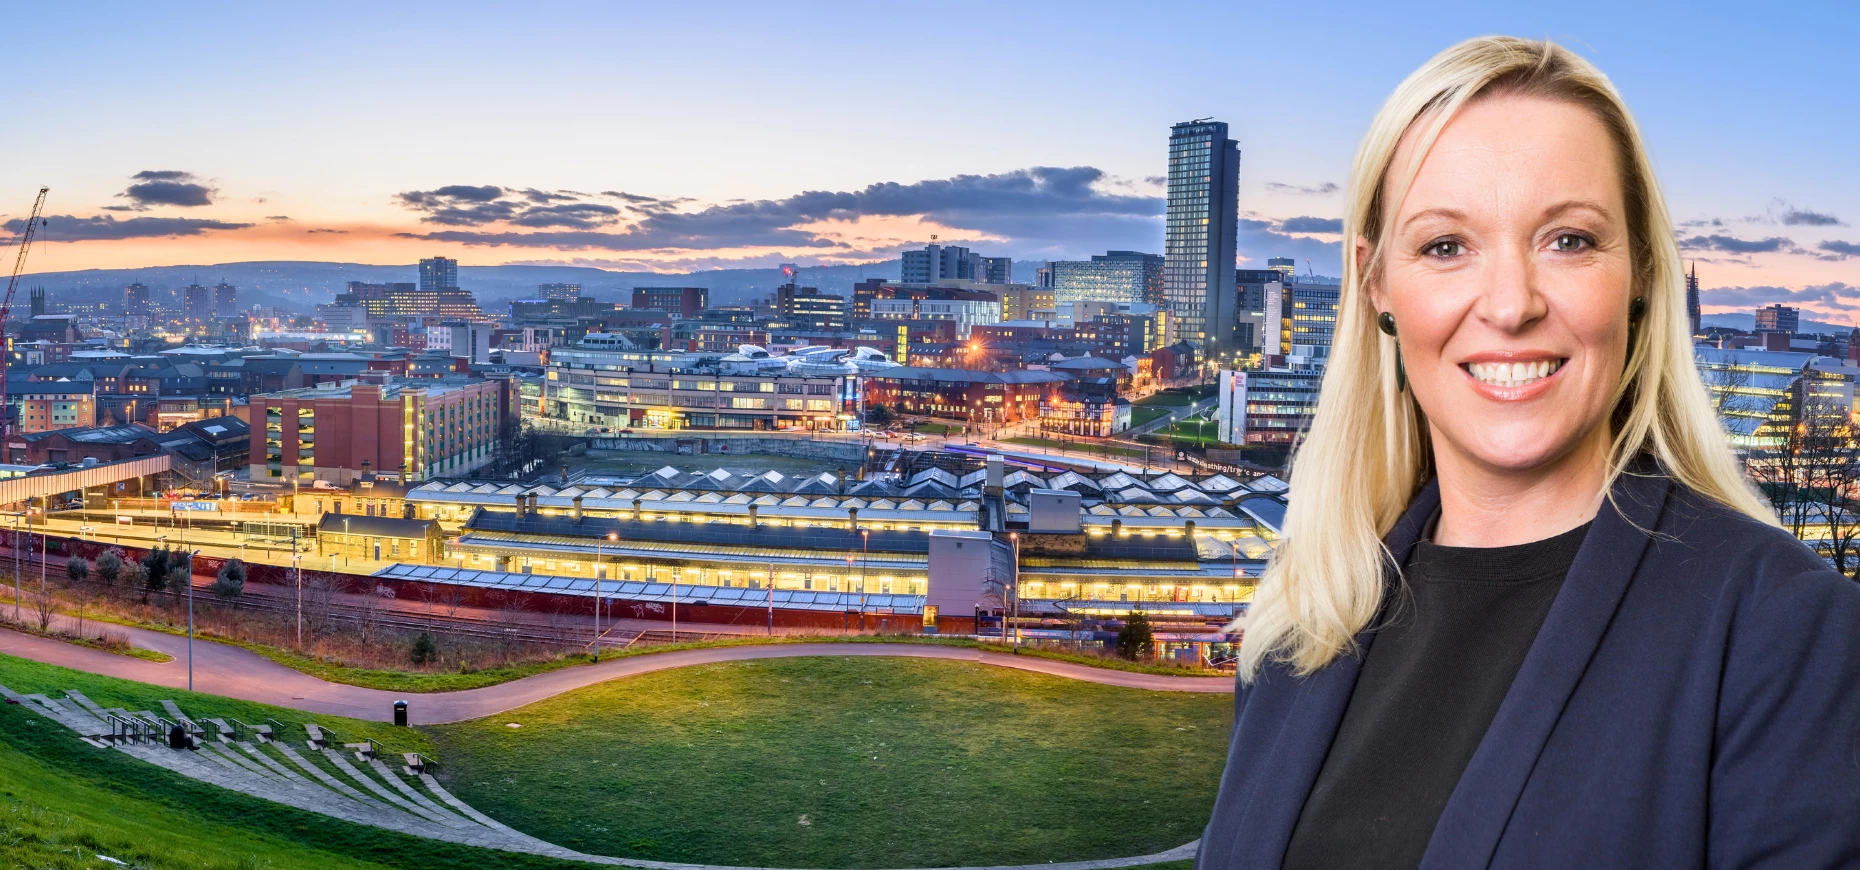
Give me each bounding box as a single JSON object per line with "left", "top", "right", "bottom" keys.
{"left": 246, "top": 377, "right": 504, "bottom": 486}
{"left": 861, "top": 367, "right": 1069, "bottom": 423}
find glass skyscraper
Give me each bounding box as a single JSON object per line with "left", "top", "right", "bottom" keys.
{"left": 420, "top": 256, "right": 460, "bottom": 293}
{"left": 1052, "top": 251, "right": 1164, "bottom": 306}
{"left": 1164, "top": 120, "right": 1240, "bottom": 353}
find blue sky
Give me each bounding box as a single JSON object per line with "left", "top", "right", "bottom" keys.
{"left": 4, "top": 1, "right": 1856, "bottom": 315}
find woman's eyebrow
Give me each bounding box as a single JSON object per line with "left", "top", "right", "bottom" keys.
{"left": 1398, "top": 207, "right": 1467, "bottom": 232}
{"left": 1540, "top": 199, "right": 1614, "bottom": 223}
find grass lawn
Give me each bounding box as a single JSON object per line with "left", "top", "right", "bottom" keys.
{"left": 0, "top": 655, "right": 585, "bottom": 870}
{"left": 1130, "top": 407, "right": 1173, "bottom": 428}
{"left": 910, "top": 422, "right": 962, "bottom": 435}
{"left": 427, "top": 656, "right": 1232, "bottom": 868}
{"left": 1001, "top": 436, "right": 1152, "bottom": 460}
{"left": 1133, "top": 392, "right": 1192, "bottom": 407}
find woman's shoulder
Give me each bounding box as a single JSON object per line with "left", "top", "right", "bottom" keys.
{"left": 1655, "top": 478, "right": 1857, "bottom": 607}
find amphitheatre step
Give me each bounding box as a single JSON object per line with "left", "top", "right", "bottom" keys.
{"left": 274, "top": 742, "right": 392, "bottom": 808}
{"left": 367, "top": 756, "right": 472, "bottom": 827}
{"left": 323, "top": 747, "right": 463, "bottom": 828}
{"left": 63, "top": 691, "right": 111, "bottom": 721}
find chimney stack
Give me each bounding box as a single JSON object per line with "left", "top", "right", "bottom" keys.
{"left": 572, "top": 495, "right": 584, "bottom": 521}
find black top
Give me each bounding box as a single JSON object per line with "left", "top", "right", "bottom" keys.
{"left": 1281, "top": 519, "right": 1591, "bottom": 870}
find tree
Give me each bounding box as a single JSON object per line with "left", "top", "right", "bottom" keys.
{"left": 212, "top": 559, "right": 247, "bottom": 603}
{"left": 1115, "top": 611, "right": 1155, "bottom": 661}
{"left": 94, "top": 550, "right": 122, "bottom": 591}
{"left": 140, "top": 549, "right": 172, "bottom": 602}
{"left": 866, "top": 404, "right": 894, "bottom": 425}
{"left": 410, "top": 632, "right": 438, "bottom": 666}
{"left": 66, "top": 558, "right": 90, "bottom": 584}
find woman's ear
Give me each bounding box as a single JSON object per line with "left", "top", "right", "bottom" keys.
{"left": 1356, "top": 236, "right": 1386, "bottom": 313}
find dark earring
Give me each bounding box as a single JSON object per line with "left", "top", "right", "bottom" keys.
{"left": 1377, "top": 312, "right": 1406, "bottom": 392}
{"left": 1628, "top": 296, "right": 1646, "bottom": 322}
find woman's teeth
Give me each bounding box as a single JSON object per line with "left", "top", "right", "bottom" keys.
{"left": 1466, "top": 359, "right": 1561, "bottom": 388}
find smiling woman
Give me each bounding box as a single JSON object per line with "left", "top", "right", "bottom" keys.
{"left": 1197, "top": 35, "right": 1860, "bottom": 870}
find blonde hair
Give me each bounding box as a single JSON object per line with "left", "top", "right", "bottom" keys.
{"left": 1237, "top": 36, "right": 1774, "bottom": 680}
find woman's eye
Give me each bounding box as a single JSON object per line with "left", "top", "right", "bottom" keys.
{"left": 1552, "top": 233, "right": 1592, "bottom": 252}
{"left": 1423, "top": 240, "right": 1462, "bottom": 258}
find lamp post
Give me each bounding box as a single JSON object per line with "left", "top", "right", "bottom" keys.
{"left": 594, "top": 531, "right": 616, "bottom": 660}
{"left": 766, "top": 561, "right": 775, "bottom": 635}
{"left": 186, "top": 548, "right": 198, "bottom": 691}
{"left": 37, "top": 497, "right": 47, "bottom": 629}
{"left": 292, "top": 527, "right": 302, "bottom": 648}
{"left": 859, "top": 528, "right": 870, "bottom": 628}
{"left": 1009, "top": 531, "right": 1020, "bottom": 646}
{"left": 670, "top": 565, "right": 678, "bottom": 643}
{"left": 11, "top": 512, "right": 20, "bottom": 623}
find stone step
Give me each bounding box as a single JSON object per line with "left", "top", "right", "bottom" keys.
{"left": 273, "top": 742, "right": 390, "bottom": 810}
{"left": 323, "top": 748, "right": 462, "bottom": 828}
{"left": 367, "top": 757, "right": 473, "bottom": 828}
{"left": 63, "top": 691, "right": 110, "bottom": 720}
{"left": 237, "top": 742, "right": 311, "bottom": 785}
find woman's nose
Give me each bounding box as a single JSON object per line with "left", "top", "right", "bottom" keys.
{"left": 1471, "top": 243, "right": 1547, "bottom": 334}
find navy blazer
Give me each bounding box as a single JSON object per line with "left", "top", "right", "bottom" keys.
{"left": 1197, "top": 470, "right": 1860, "bottom": 869}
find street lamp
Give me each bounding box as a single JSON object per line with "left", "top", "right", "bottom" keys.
{"left": 1008, "top": 531, "right": 1020, "bottom": 645}
{"left": 185, "top": 548, "right": 199, "bottom": 691}
{"left": 594, "top": 531, "right": 616, "bottom": 660}
{"left": 860, "top": 528, "right": 870, "bottom": 629}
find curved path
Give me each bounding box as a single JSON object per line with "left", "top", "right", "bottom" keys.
{"left": 0, "top": 620, "right": 1231, "bottom": 725}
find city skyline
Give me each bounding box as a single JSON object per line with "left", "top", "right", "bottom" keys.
{"left": 3, "top": 1, "right": 1855, "bottom": 320}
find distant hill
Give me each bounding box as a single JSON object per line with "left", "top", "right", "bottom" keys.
{"left": 1702, "top": 312, "right": 1857, "bottom": 335}
{"left": 20, "top": 259, "right": 905, "bottom": 313}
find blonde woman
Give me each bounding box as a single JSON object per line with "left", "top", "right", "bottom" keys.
{"left": 1196, "top": 37, "right": 1860, "bottom": 869}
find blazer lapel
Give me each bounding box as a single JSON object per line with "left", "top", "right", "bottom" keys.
{"left": 1420, "top": 470, "right": 1674, "bottom": 869}
{"left": 1228, "top": 481, "right": 1442, "bottom": 867}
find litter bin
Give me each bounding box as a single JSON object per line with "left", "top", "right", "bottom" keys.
{"left": 393, "top": 700, "right": 408, "bottom": 727}
{"left": 168, "top": 723, "right": 189, "bottom": 749}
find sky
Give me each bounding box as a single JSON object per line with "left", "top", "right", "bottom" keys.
{"left": 3, "top": 0, "right": 1857, "bottom": 318}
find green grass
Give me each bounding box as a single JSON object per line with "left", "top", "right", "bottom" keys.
{"left": 1001, "top": 437, "right": 1152, "bottom": 460}
{"left": 0, "top": 656, "right": 588, "bottom": 870}
{"left": 910, "top": 422, "right": 962, "bottom": 435}
{"left": 1133, "top": 392, "right": 1193, "bottom": 407}
{"left": 1130, "top": 407, "right": 1173, "bottom": 427}
{"left": 427, "top": 656, "right": 1232, "bottom": 868}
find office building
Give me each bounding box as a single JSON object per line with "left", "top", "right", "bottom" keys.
{"left": 1267, "top": 257, "right": 1296, "bottom": 280}
{"left": 213, "top": 282, "right": 237, "bottom": 318}
{"left": 1164, "top": 119, "right": 1240, "bottom": 352}
{"left": 902, "top": 243, "right": 984, "bottom": 283}
{"left": 335, "top": 281, "right": 485, "bottom": 320}
{"left": 631, "top": 287, "right": 709, "bottom": 318}
{"left": 124, "top": 282, "right": 150, "bottom": 315}
{"left": 9, "top": 382, "right": 97, "bottom": 433}
{"left": 1261, "top": 277, "right": 1342, "bottom": 363}
{"left": 999, "top": 285, "right": 1058, "bottom": 321}
{"left": 1230, "top": 367, "right": 1323, "bottom": 445}
{"left": 775, "top": 284, "right": 848, "bottom": 331}
{"left": 1685, "top": 263, "right": 1701, "bottom": 337}
{"left": 419, "top": 256, "right": 460, "bottom": 293}
{"left": 861, "top": 368, "right": 1069, "bottom": 424}
{"left": 869, "top": 288, "right": 1001, "bottom": 338}
{"left": 1755, "top": 304, "right": 1800, "bottom": 335}
{"left": 1052, "top": 251, "right": 1164, "bottom": 306}
{"left": 182, "top": 283, "right": 212, "bottom": 322}
{"left": 251, "top": 377, "right": 504, "bottom": 484}
{"left": 1034, "top": 262, "right": 1056, "bottom": 290}
{"left": 1236, "top": 268, "right": 1285, "bottom": 353}
{"left": 981, "top": 256, "right": 1013, "bottom": 285}
{"left": 541, "top": 338, "right": 849, "bottom": 431}
{"left": 537, "top": 283, "right": 582, "bottom": 301}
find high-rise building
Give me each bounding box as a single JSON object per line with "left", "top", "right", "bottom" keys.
{"left": 182, "top": 283, "right": 213, "bottom": 322}
{"left": 901, "top": 243, "right": 983, "bottom": 283}
{"left": 1164, "top": 119, "right": 1241, "bottom": 353}
{"left": 632, "top": 287, "right": 709, "bottom": 318}
{"left": 336, "top": 281, "right": 484, "bottom": 320}
{"left": 1685, "top": 263, "right": 1701, "bottom": 338}
{"left": 539, "top": 283, "right": 582, "bottom": 301}
{"left": 213, "top": 282, "right": 237, "bottom": 318}
{"left": 1262, "top": 277, "right": 1341, "bottom": 363}
{"left": 1051, "top": 251, "right": 1164, "bottom": 307}
{"left": 419, "top": 257, "right": 460, "bottom": 293}
{"left": 775, "top": 284, "right": 848, "bottom": 331}
{"left": 1267, "top": 257, "right": 1296, "bottom": 280}
{"left": 1236, "top": 268, "right": 1286, "bottom": 353}
{"left": 1754, "top": 303, "right": 1799, "bottom": 335}
{"left": 1035, "top": 262, "right": 1056, "bottom": 290}
{"left": 124, "top": 282, "right": 150, "bottom": 315}
{"left": 981, "top": 256, "right": 1013, "bottom": 285}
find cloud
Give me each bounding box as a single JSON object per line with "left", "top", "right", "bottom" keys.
{"left": 1277, "top": 216, "right": 1343, "bottom": 234}
{"left": 1678, "top": 234, "right": 1798, "bottom": 255}
{"left": 7, "top": 213, "right": 254, "bottom": 242}
{"left": 305, "top": 228, "right": 348, "bottom": 234}
{"left": 1817, "top": 240, "right": 1860, "bottom": 259}
{"left": 396, "top": 184, "right": 628, "bottom": 229}
{"left": 397, "top": 166, "right": 1165, "bottom": 257}
{"left": 1677, "top": 217, "right": 1725, "bottom": 229}
{"left": 1781, "top": 206, "right": 1844, "bottom": 227}
{"left": 265, "top": 215, "right": 292, "bottom": 222}
{"left": 1700, "top": 282, "right": 1860, "bottom": 313}
{"left": 1265, "top": 182, "right": 1339, "bottom": 196}
{"left": 113, "top": 169, "right": 215, "bottom": 210}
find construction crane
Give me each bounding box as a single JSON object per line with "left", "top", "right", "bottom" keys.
{"left": 3, "top": 187, "right": 49, "bottom": 441}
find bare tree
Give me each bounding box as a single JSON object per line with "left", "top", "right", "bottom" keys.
{"left": 300, "top": 571, "right": 341, "bottom": 640}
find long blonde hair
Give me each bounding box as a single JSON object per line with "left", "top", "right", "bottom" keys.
{"left": 1237, "top": 36, "right": 1774, "bottom": 680}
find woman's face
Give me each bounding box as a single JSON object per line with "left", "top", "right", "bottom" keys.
{"left": 1369, "top": 93, "right": 1635, "bottom": 477}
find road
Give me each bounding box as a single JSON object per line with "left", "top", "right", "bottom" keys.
{"left": 0, "top": 618, "right": 1233, "bottom": 725}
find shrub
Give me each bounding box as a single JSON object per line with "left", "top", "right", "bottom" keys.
{"left": 1115, "top": 611, "right": 1155, "bottom": 661}
{"left": 66, "top": 557, "right": 90, "bottom": 584}
{"left": 140, "top": 548, "right": 172, "bottom": 599}
{"left": 213, "top": 559, "right": 247, "bottom": 602}
{"left": 94, "top": 550, "right": 122, "bottom": 588}
{"left": 410, "top": 632, "right": 438, "bottom": 666}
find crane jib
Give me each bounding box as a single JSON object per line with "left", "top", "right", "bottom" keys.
{"left": 3, "top": 186, "right": 51, "bottom": 441}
